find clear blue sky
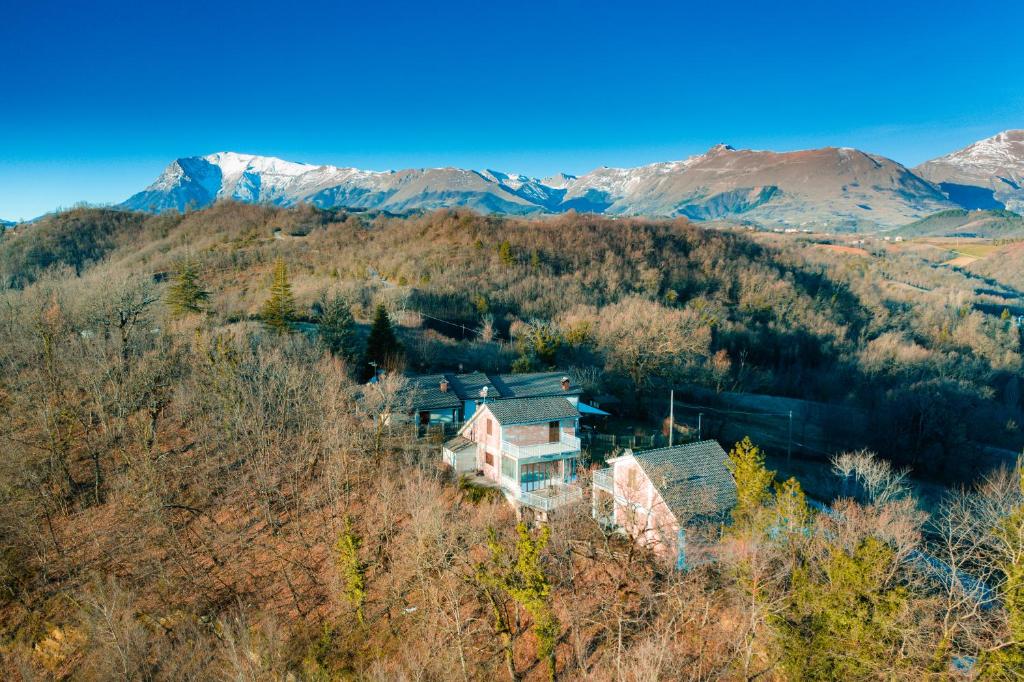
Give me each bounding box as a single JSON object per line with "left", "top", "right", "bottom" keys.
{"left": 2, "top": 0, "right": 1023, "bottom": 219}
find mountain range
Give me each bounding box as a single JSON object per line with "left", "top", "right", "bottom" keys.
{"left": 118, "top": 130, "right": 1024, "bottom": 229}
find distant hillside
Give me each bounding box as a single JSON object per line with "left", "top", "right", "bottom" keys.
{"left": 0, "top": 208, "right": 151, "bottom": 287}
{"left": 966, "top": 240, "right": 1024, "bottom": 292}
{"left": 897, "top": 208, "right": 1024, "bottom": 238}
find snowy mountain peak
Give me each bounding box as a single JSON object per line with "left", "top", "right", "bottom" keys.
{"left": 931, "top": 130, "right": 1024, "bottom": 169}
{"left": 915, "top": 130, "right": 1024, "bottom": 212}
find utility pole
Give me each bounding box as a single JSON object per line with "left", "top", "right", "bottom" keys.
{"left": 787, "top": 410, "right": 793, "bottom": 464}
{"left": 668, "top": 390, "right": 674, "bottom": 447}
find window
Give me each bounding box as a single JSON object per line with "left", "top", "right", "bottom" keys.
{"left": 548, "top": 421, "right": 559, "bottom": 443}
{"left": 520, "top": 461, "right": 558, "bottom": 492}
{"left": 501, "top": 455, "right": 516, "bottom": 480}
{"left": 486, "top": 418, "right": 493, "bottom": 436}
{"left": 485, "top": 451, "right": 493, "bottom": 466}
{"left": 564, "top": 457, "right": 578, "bottom": 482}
{"left": 627, "top": 466, "right": 638, "bottom": 490}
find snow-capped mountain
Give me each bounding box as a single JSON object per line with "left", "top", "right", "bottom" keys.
{"left": 122, "top": 152, "right": 549, "bottom": 215}
{"left": 123, "top": 145, "right": 960, "bottom": 227}
{"left": 915, "top": 130, "right": 1024, "bottom": 212}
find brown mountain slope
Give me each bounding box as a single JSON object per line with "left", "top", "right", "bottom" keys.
{"left": 564, "top": 144, "right": 954, "bottom": 228}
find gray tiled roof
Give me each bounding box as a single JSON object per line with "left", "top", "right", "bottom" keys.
{"left": 401, "top": 371, "right": 578, "bottom": 411}
{"left": 632, "top": 440, "right": 737, "bottom": 524}
{"left": 489, "top": 372, "right": 581, "bottom": 398}
{"left": 449, "top": 371, "right": 499, "bottom": 400}
{"left": 403, "top": 374, "right": 461, "bottom": 411}
{"left": 484, "top": 396, "right": 579, "bottom": 425}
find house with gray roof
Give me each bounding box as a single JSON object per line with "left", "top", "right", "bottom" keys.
{"left": 592, "top": 440, "right": 737, "bottom": 568}
{"left": 395, "top": 371, "right": 584, "bottom": 430}
{"left": 442, "top": 393, "right": 584, "bottom": 516}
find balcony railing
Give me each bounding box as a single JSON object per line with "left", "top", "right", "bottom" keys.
{"left": 501, "top": 432, "right": 581, "bottom": 459}
{"left": 592, "top": 467, "right": 615, "bottom": 493}
{"left": 516, "top": 484, "right": 583, "bottom": 512}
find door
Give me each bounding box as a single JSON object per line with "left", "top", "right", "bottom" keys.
{"left": 548, "top": 420, "right": 559, "bottom": 443}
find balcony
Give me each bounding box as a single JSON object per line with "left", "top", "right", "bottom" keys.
{"left": 516, "top": 484, "right": 583, "bottom": 512}
{"left": 592, "top": 467, "right": 615, "bottom": 493}
{"left": 501, "top": 431, "right": 581, "bottom": 459}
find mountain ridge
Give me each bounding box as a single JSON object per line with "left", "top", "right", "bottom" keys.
{"left": 118, "top": 132, "right": 1024, "bottom": 228}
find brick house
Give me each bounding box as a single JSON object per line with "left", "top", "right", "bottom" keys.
{"left": 592, "top": 440, "right": 736, "bottom": 568}
{"left": 443, "top": 395, "right": 584, "bottom": 514}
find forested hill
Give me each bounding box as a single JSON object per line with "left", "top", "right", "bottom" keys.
{"left": 1, "top": 203, "right": 1023, "bottom": 678}
{"left": 1, "top": 202, "right": 1021, "bottom": 473}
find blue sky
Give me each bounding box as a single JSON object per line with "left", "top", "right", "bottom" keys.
{"left": 2, "top": 0, "right": 1023, "bottom": 219}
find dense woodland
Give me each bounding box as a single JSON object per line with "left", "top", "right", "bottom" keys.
{"left": 1, "top": 203, "right": 1023, "bottom": 679}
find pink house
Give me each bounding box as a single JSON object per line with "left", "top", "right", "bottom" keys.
{"left": 592, "top": 440, "right": 736, "bottom": 568}
{"left": 443, "top": 395, "right": 583, "bottom": 515}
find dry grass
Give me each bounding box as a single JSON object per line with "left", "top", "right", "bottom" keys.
{"left": 813, "top": 243, "right": 870, "bottom": 256}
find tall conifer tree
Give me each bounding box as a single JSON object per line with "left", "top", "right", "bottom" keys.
{"left": 261, "top": 258, "right": 296, "bottom": 334}
{"left": 165, "top": 258, "right": 209, "bottom": 317}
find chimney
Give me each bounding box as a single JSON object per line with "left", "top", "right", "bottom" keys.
{"left": 439, "top": 378, "right": 449, "bottom": 393}
{"left": 561, "top": 376, "right": 571, "bottom": 391}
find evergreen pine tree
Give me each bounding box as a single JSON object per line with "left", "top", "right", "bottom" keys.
{"left": 774, "top": 476, "right": 810, "bottom": 537}
{"left": 775, "top": 537, "right": 908, "bottom": 680}
{"left": 498, "top": 239, "right": 514, "bottom": 266}
{"left": 261, "top": 258, "right": 297, "bottom": 334}
{"left": 317, "top": 292, "right": 357, "bottom": 361}
{"left": 165, "top": 258, "right": 210, "bottom": 317}
{"left": 726, "top": 436, "right": 776, "bottom": 531}
{"left": 363, "top": 303, "right": 401, "bottom": 377}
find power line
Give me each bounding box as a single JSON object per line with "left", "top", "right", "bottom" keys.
{"left": 412, "top": 310, "right": 481, "bottom": 338}
{"left": 669, "top": 399, "right": 792, "bottom": 418}
{"left": 668, "top": 395, "right": 844, "bottom": 458}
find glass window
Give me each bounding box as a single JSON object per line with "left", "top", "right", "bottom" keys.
{"left": 501, "top": 455, "right": 516, "bottom": 480}
{"left": 564, "top": 457, "right": 578, "bottom": 482}
{"left": 520, "top": 461, "right": 558, "bottom": 492}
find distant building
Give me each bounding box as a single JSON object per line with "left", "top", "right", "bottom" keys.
{"left": 592, "top": 440, "right": 737, "bottom": 569}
